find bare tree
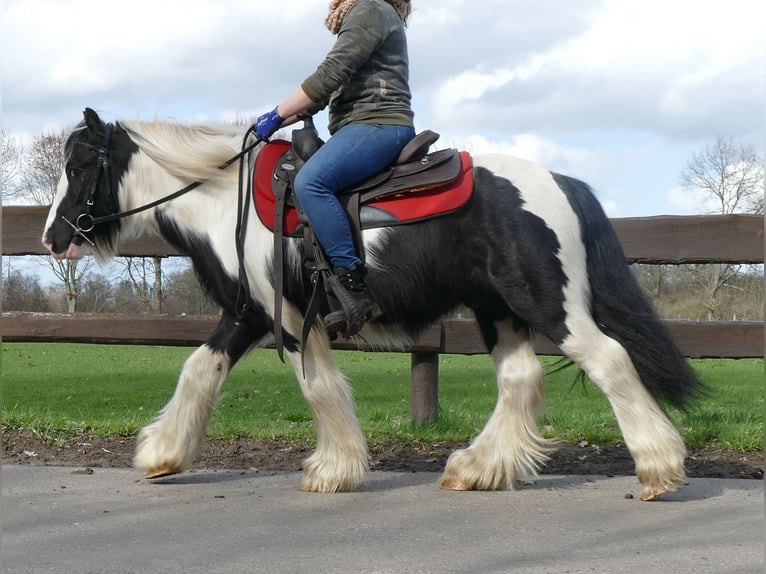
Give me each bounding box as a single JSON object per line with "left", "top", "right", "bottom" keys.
{"left": 632, "top": 265, "right": 671, "bottom": 302}
{"left": 1, "top": 129, "right": 22, "bottom": 202}
{"left": 78, "top": 273, "right": 116, "bottom": 313}
{"left": 680, "top": 136, "right": 764, "bottom": 215}
{"left": 119, "top": 256, "right": 164, "bottom": 314}
{"left": 113, "top": 280, "right": 145, "bottom": 313}
{"left": 679, "top": 136, "right": 764, "bottom": 319}
{"left": 21, "top": 131, "right": 69, "bottom": 204}
{"left": 163, "top": 265, "right": 220, "bottom": 315}
{"left": 2, "top": 267, "right": 50, "bottom": 312}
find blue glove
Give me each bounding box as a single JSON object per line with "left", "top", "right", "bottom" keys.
{"left": 254, "top": 106, "right": 284, "bottom": 139}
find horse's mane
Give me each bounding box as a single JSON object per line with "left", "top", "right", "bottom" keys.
{"left": 119, "top": 120, "right": 246, "bottom": 182}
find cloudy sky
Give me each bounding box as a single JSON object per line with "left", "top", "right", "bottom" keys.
{"left": 2, "top": 0, "right": 764, "bottom": 217}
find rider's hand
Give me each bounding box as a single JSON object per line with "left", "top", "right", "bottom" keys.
{"left": 253, "top": 106, "right": 284, "bottom": 139}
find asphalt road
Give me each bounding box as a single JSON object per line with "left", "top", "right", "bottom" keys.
{"left": 2, "top": 465, "right": 763, "bottom": 574}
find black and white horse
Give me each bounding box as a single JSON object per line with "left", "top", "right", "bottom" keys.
{"left": 43, "top": 109, "right": 701, "bottom": 500}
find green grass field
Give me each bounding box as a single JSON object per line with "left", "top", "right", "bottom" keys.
{"left": 2, "top": 342, "right": 763, "bottom": 450}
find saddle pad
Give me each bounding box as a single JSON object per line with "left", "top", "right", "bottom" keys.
{"left": 254, "top": 140, "right": 474, "bottom": 235}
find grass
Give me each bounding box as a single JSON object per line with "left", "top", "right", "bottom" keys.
{"left": 2, "top": 342, "right": 763, "bottom": 451}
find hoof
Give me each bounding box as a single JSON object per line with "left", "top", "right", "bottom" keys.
{"left": 144, "top": 464, "right": 181, "bottom": 479}
{"left": 640, "top": 484, "right": 676, "bottom": 501}
{"left": 439, "top": 476, "right": 471, "bottom": 491}
{"left": 636, "top": 459, "right": 685, "bottom": 501}
{"left": 300, "top": 477, "right": 344, "bottom": 493}
{"left": 300, "top": 483, "right": 341, "bottom": 493}
{"left": 299, "top": 450, "right": 368, "bottom": 493}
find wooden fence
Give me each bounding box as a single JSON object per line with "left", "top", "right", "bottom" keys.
{"left": 3, "top": 205, "right": 764, "bottom": 422}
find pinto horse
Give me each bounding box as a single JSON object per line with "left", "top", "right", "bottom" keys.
{"left": 42, "top": 108, "right": 701, "bottom": 500}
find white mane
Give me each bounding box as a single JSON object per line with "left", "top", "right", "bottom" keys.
{"left": 119, "top": 120, "right": 246, "bottom": 182}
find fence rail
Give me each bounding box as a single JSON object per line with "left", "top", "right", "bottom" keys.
{"left": 3, "top": 206, "right": 764, "bottom": 422}
{"left": 5, "top": 206, "right": 764, "bottom": 263}
{"left": 2, "top": 312, "right": 762, "bottom": 358}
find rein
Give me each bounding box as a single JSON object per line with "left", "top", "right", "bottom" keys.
{"left": 63, "top": 122, "right": 261, "bottom": 244}
{"left": 66, "top": 121, "right": 263, "bottom": 354}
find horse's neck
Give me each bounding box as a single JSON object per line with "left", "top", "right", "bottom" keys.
{"left": 118, "top": 151, "right": 237, "bottom": 239}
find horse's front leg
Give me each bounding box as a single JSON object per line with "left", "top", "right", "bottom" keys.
{"left": 133, "top": 312, "right": 265, "bottom": 478}
{"left": 282, "top": 312, "right": 369, "bottom": 492}
{"left": 441, "top": 320, "right": 554, "bottom": 490}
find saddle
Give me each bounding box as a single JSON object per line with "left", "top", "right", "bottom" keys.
{"left": 254, "top": 121, "right": 474, "bottom": 237}
{"left": 252, "top": 115, "right": 474, "bottom": 356}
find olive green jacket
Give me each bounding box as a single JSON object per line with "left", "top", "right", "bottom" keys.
{"left": 301, "top": 0, "right": 414, "bottom": 134}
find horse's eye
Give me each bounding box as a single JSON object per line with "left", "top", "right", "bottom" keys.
{"left": 68, "top": 168, "right": 82, "bottom": 179}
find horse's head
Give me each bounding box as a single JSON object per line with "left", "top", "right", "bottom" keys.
{"left": 42, "top": 108, "right": 138, "bottom": 260}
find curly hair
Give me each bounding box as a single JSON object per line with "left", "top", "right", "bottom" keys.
{"left": 326, "top": 0, "right": 411, "bottom": 34}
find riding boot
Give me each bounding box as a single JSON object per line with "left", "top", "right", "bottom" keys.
{"left": 324, "top": 265, "right": 383, "bottom": 336}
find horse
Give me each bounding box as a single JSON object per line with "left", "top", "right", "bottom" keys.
{"left": 42, "top": 108, "right": 702, "bottom": 501}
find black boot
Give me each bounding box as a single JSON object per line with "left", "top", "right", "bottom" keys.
{"left": 324, "top": 265, "right": 383, "bottom": 336}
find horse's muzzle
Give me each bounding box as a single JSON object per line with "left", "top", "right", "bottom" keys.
{"left": 41, "top": 232, "right": 86, "bottom": 261}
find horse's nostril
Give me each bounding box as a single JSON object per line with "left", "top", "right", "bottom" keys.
{"left": 42, "top": 233, "right": 60, "bottom": 254}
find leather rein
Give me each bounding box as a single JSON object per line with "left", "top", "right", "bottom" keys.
{"left": 63, "top": 122, "right": 261, "bottom": 246}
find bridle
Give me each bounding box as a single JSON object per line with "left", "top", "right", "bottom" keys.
{"left": 62, "top": 122, "right": 261, "bottom": 247}
{"left": 61, "top": 120, "right": 264, "bottom": 326}
{"left": 61, "top": 122, "right": 117, "bottom": 246}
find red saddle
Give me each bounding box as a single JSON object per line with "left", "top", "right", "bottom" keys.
{"left": 253, "top": 140, "right": 474, "bottom": 237}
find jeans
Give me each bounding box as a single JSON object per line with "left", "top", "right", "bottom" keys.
{"left": 294, "top": 122, "right": 416, "bottom": 269}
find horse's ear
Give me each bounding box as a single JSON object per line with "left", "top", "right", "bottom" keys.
{"left": 83, "top": 107, "right": 104, "bottom": 139}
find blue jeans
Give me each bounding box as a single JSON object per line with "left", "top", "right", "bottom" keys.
{"left": 294, "top": 122, "right": 416, "bottom": 269}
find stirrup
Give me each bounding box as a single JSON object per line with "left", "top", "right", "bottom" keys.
{"left": 323, "top": 273, "right": 382, "bottom": 337}
{"left": 324, "top": 302, "right": 383, "bottom": 337}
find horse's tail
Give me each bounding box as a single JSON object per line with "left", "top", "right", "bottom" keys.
{"left": 556, "top": 173, "right": 704, "bottom": 410}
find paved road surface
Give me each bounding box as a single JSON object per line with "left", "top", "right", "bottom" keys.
{"left": 2, "top": 465, "right": 763, "bottom": 573}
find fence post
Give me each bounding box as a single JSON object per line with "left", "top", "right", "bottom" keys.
{"left": 410, "top": 352, "right": 439, "bottom": 424}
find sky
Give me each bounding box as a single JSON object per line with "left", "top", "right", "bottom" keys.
{"left": 2, "top": 0, "right": 765, "bottom": 220}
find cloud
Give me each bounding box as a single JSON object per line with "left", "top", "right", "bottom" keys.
{"left": 667, "top": 185, "right": 703, "bottom": 214}
{"left": 4, "top": 0, "right": 763, "bottom": 142}
{"left": 2, "top": 0, "right": 763, "bottom": 217}
{"left": 424, "top": 0, "right": 765, "bottom": 140}
{"left": 1, "top": 0, "right": 329, "bottom": 131}
{"left": 667, "top": 184, "right": 728, "bottom": 215}
{"left": 451, "top": 132, "right": 596, "bottom": 171}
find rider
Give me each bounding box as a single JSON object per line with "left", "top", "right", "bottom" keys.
{"left": 254, "top": 0, "right": 416, "bottom": 333}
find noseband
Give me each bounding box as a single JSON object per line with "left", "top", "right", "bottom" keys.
{"left": 62, "top": 122, "right": 261, "bottom": 246}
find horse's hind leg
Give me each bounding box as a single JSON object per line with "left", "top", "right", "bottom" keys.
{"left": 559, "top": 315, "right": 687, "bottom": 500}
{"left": 441, "top": 319, "right": 554, "bottom": 491}
{"left": 133, "top": 312, "right": 263, "bottom": 478}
